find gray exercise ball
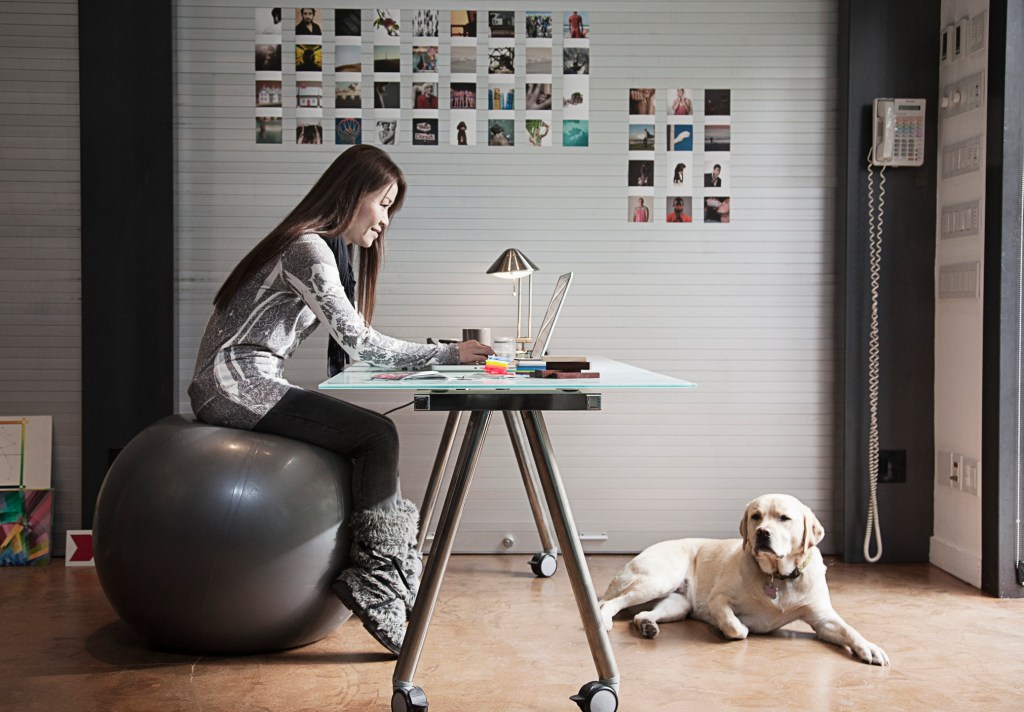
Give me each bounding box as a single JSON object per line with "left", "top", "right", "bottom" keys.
{"left": 94, "top": 414, "right": 353, "bottom": 654}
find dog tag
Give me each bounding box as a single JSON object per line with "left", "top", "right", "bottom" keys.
{"left": 764, "top": 583, "right": 778, "bottom": 599}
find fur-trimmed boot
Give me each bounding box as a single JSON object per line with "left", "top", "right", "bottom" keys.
{"left": 332, "top": 498, "right": 421, "bottom": 655}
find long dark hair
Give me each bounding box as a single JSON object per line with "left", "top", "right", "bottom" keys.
{"left": 213, "top": 144, "right": 407, "bottom": 323}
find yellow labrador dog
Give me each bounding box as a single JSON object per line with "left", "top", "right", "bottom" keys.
{"left": 598, "top": 494, "right": 889, "bottom": 665}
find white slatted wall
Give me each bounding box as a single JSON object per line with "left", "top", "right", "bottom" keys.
{"left": 175, "top": 0, "right": 841, "bottom": 553}
{"left": 0, "top": 0, "right": 81, "bottom": 552}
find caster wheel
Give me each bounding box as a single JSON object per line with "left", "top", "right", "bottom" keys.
{"left": 529, "top": 552, "right": 557, "bottom": 578}
{"left": 570, "top": 681, "right": 618, "bottom": 712}
{"left": 391, "top": 686, "right": 428, "bottom": 712}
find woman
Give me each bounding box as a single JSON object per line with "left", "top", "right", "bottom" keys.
{"left": 188, "top": 145, "right": 492, "bottom": 655}
{"left": 633, "top": 197, "right": 649, "bottom": 223}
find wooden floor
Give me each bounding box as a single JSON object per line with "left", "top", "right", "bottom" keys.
{"left": 2, "top": 554, "right": 1023, "bottom": 711}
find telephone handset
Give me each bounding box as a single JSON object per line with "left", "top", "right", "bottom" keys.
{"left": 871, "top": 98, "right": 926, "bottom": 166}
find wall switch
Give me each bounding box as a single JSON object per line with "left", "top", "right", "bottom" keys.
{"left": 961, "top": 456, "right": 980, "bottom": 496}
{"left": 950, "top": 453, "right": 963, "bottom": 488}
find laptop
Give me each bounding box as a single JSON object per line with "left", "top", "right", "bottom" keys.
{"left": 431, "top": 271, "right": 574, "bottom": 370}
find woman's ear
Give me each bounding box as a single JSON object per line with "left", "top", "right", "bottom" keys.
{"left": 801, "top": 505, "right": 825, "bottom": 553}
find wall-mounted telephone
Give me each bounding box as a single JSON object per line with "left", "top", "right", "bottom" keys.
{"left": 871, "top": 98, "right": 926, "bottom": 166}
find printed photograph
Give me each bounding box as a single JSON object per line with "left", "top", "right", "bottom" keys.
{"left": 564, "top": 10, "right": 589, "bottom": 39}
{"left": 373, "top": 81, "right": 400, "bottom": 109}
{"left": 295, "top": 7, "right": 323, "bottom": 36}
{"left": 450, "top": 45, "right": 477, "bottom": 74}
{"left": 489, "top": 11, "right": 515, "bottom": 38}
{"left": 628, "top": 88, "right": 655, "bottom": 115}
{"left": 525, "top": 118, "right": 552, "bottom": 147}
{"left": 335, "top": 9, "right": 361, "bottom": 36}
{"left": 296, "top": 81, "right": 322, "bottom": 109}
{"left": 373, "top": 9, "right": 400, "bottom": 41}
{"left": 667, "top": 158, "right": 693, "bottom": 192}
{"left": 488, "top": 46, "right": 515, "bottom": 75}
{"left": 666, "top": 196, "right": 693, "bottom": 223}
{"left": 669, "top": 88, "right": 694, "bottom": 116}
{"left": 526, "top": 12, "right": 553, "bottom": 39}
{"left": 703, "top": 158, "right": 729, "bottom": 190}
{"left": 451, "top": 112, "right": 475, "bottom": 145}
{"left": 412, "top": 118, "right": 439, "bottom": 145}
{"left": 489, "top": 85, "right": 514, "bottom": 111}
{"left": 376, "top": 119, "right": 397, "bottom": 145}
{"left": 295, "top": 44, "right": 322, "bottom": 73}
{"left": 525, "top": 83, "right": 552, "bottom": 111}
{"left": 488, "top": 119, "right": 514, "bottom": 146}
{"left": 563, "top": 119, "right": 589, "bottom": 147}
{"left": 413, "top": 9, "right": 438, "bottom": 37}
{"left": 255, "top": 8, "right": 282, "bottom": 36}
{"left": 335, "top": 81, "right": 361, "bottom": 108}
{"left": 704, "top": 196, "right": 731, "bottom": 223}
{"left": 450, "top": 82, "right": 476, "bottom": 109}
{"left": 705, "top": 89, "right": 732, "bottom": 116}
{"left": 628, "top": 123, "right": 656, "bottom": 151}
{"left": 628, "top": 160, "right": 654, "bottom": 187}
{"left": 255, "top": 44, "right": 281, "bottom": 72}
{"left": 525, "top": 46, "right": 552, "bottom": 74}
{"left": 667, "top": 123, "right": 693, "bottom": 151}
{"left": 256, "top": 80, "right": 282, "bottom": 108}
{"left": 335, "top": 44, "right": 361, "bottom": 72}
{"left": 451, "top": 10, "right": 477, "bottom": 38}
{"left": 373, "top": 45, "right": 400, "bottom": 73}
{"left": 412, "top": 45, "right": 439, "bottom": 73}
{"left": 413, "top": 82, "right": 438, "bottom": 110}
{"left": 296, "top": 120, "right": 322, "bottom": 145}
{"left": 335, "top": 117, "right": 362, "bottom": 145}
{"left": 255, "top": 116, "right": 282, "bottom": 144}
{"left": 563, "top": 76, "right": 588, "bottom": 117}
{"left": 705, "top": 124, "right": 731, "bottom": 151}
{"left": 629, "top": 195, "right": 651, "bottom": 223}
{"left": 563, "top": 47, "right": 590, "bottom": 75}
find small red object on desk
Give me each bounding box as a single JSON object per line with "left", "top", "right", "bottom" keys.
{"left": 530, "top": 370, "right": 600, "bottom": 379}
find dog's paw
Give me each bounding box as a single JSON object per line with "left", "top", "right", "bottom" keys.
{"left": 720, "top": 621, "right": 749, "bottom": 640}
{"left": 633, "top": 613, "right": 660, "bottom": 639}
{"left": 599, "top": 608, "right": 614, "bottom": 632}
{"left": 854, "top": 640, "right": 890, "bottom": 666}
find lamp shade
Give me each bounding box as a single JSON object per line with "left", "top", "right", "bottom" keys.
{"left": 486, "top": 248, "right": 538, "bottom": 279}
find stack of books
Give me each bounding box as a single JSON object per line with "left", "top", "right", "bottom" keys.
{"left": 527, "top": 356, "right": 598, "bottom": 379}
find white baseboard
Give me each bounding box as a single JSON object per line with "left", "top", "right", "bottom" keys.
{"left": 929, "top": 536, "right": 981, "bottom": 588}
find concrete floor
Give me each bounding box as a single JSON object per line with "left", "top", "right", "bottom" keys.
{"left": 2, "top": 554, "right": 1023, "bottom": 711}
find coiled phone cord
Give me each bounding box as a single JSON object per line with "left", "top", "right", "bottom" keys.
{"left": 864, "top": 147, "right": 886, "bottom": 563}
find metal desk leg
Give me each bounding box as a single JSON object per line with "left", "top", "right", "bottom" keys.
{"left": 521, "top": 410, "right": 620, "bottom": 695}
{"left": 393, "top": 410, "right": 493, "bottom": 702}
{"left": 416, "top": 411, "right": 463, "bottom": 552}
{"left": 503, "top": 411, "right": 560, "bottom": 576}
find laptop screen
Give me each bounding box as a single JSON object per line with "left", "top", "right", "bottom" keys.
{"left": 529, "top": 272, "right": 573, "bottom": 358}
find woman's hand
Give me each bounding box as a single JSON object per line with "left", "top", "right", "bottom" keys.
{"left": 458, "top": 340, "right": 494, "bottom": 364}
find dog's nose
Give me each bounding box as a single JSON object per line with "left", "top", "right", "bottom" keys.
{"left": 756, "top": 528, "right": 771, "bottom": 539}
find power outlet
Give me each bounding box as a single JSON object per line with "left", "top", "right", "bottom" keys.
{"left": 878, "top": 450, "right": 907, "bottom": 483}
{"left": 950, "top": 453, "right": 963, "bottom": 488}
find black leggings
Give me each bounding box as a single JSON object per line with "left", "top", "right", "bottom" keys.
{"left": 253, "top": 387, "right": 401, "bottom": 511}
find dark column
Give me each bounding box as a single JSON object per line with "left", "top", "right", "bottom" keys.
{"left": 79, "top": 1, "right": 174, "bottom": 526}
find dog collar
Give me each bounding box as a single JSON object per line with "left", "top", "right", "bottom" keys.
{"left": 764, "top": 550, "right": 813, "bottom": 599}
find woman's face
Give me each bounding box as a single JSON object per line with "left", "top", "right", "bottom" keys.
{"left": 346, "top": 181, "right": 398, "bottom": 248}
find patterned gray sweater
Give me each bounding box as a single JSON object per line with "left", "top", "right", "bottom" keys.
{"left": 189, "top": 234, "right": 459, "bottom": 429}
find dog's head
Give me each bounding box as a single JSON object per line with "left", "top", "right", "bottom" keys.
{"left": 739, "top": 494, "right": 825, "bottom": 576}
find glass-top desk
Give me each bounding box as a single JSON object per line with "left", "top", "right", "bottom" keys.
{"left": 321, "top": 357, "right": 694, "bottom": 712}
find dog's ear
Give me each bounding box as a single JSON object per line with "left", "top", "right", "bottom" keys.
{"left": 801, "top": 505, "right": 825, "bottom": 552}
{"left": 740, "top": 501, "right": 753, "bottom": 551}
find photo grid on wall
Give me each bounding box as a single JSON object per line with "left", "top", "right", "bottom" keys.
{"left": 524, "top": 11, "right": 553, "bottom": 147}
{"left": 562, "top": 10, "right": 590, "bottom": 147}
{"left": 486, "top": 10, "right": 516, "bottom": 146}
{"left": 295, "top": 8, "right": 325, "bottom": 144}
{"left": 334, "top": 9, "right": 363, "bottom": 145}
{"left": 450, "top": 10, "right": 478, "bottom": 145}
{"left": 410, "top": 9, "right": 440, "bottom": 145}
{"left": 702, "top": 89, "right": 731, "bottom": 223}
{"left": 373, "top": 9, "right": 401, "bottom": 144}
{"left": 255, "top": 8, "right": 284, "bottom": 144}
{"left": 665, "top": 88, "right": 694, "bottom": 223}
{"left": 627, "top": 87, "right": 655, "bottom": 222}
